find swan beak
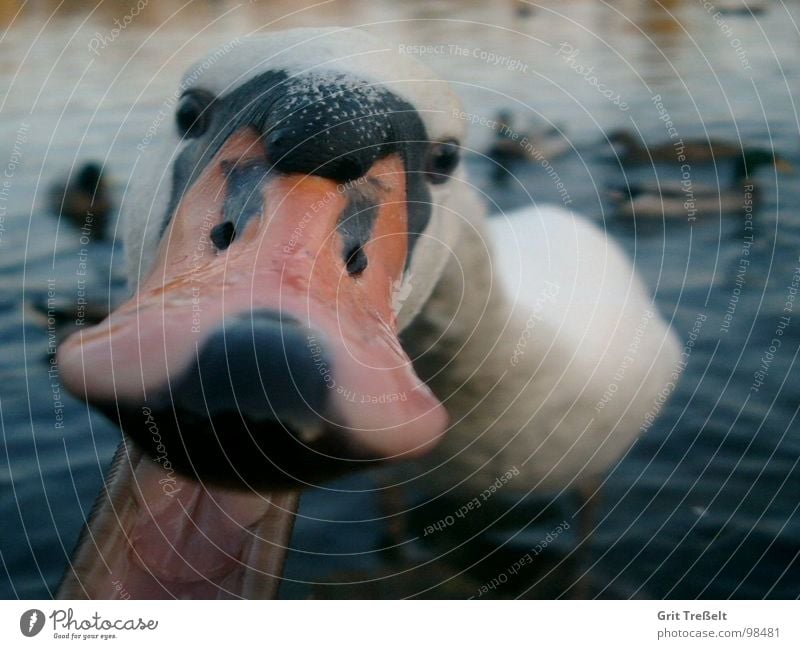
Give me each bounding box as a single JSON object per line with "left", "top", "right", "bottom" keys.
{"left": 58, "top": 126, "right": 448, "bottom": 487}
{"left": 56, "top": 125, "right": 448, "bottom": 598}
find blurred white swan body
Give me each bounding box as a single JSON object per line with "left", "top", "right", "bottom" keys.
{"left": 405, "top": 198, "right": 680, "bottom": 492}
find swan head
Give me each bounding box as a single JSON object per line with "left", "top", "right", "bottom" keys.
{"left": 58, "top": 28, "right": 468, "bottom": 488}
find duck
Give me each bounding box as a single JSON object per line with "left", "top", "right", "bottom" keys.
{"left": 55, "top": 28, "right": 681, "bottom": 600}
{"left": 514, "top": 1, "right": 535, "bottom": 18}
{"left": 715, "top": 0, "right": 767, "bottom": 15}
{"left": 608, "top": 149, "right": 792, "bottom": 219}
{"left": 49, "top": 161, "right": 112, "bottom": 240}
{"left": 487, "top": 110, "right": 570, "bottom": 181}
{"left": 609, "top": 186, "right": 755, "bottom": 220}
{"left": 606, "top": 129, "right": 779, "bottom": 167}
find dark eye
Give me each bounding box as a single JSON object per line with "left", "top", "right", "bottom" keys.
{"left": 176, "top": 90, "right": 214, "bottom": 138}
{"left": 424, "top": 139, "right": 460, "bottom": 184}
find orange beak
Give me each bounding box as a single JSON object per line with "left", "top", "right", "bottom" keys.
{"left": 58, "top": 127, "right": 448, "bottom": 486}
{"left": 56, "top": 126, "right": 449, "bottom": 599}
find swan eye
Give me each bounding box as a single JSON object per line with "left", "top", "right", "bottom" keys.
{"left": 175, "top": 90, "right": 214, "bottom": 138}
{"left": 424, "top": 139, "right": 460, "bottom": 184}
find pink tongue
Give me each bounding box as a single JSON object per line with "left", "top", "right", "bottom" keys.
{"left": 121, "top": 459, "right": 274, "bottom": 598}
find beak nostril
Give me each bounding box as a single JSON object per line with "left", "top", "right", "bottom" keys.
{"left": 266, "top": 127, "right": 291, "bottom": 153}
{"left": 210, "top": 221, "right": 236, "bottom": 250}
{"left": 345, "top": 244, "right": 368, "bottom": 275}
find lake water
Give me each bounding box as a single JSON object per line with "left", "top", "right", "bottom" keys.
{"left": 1, "top": 0, "right": 799, "bottom": 598}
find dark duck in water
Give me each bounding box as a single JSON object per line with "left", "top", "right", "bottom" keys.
{"left": 49, "top": 161, "right": 112, "bottom": 240}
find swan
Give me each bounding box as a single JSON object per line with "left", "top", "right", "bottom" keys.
{"left": 56, "top": 27, "right": 681, "bottom": 599}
